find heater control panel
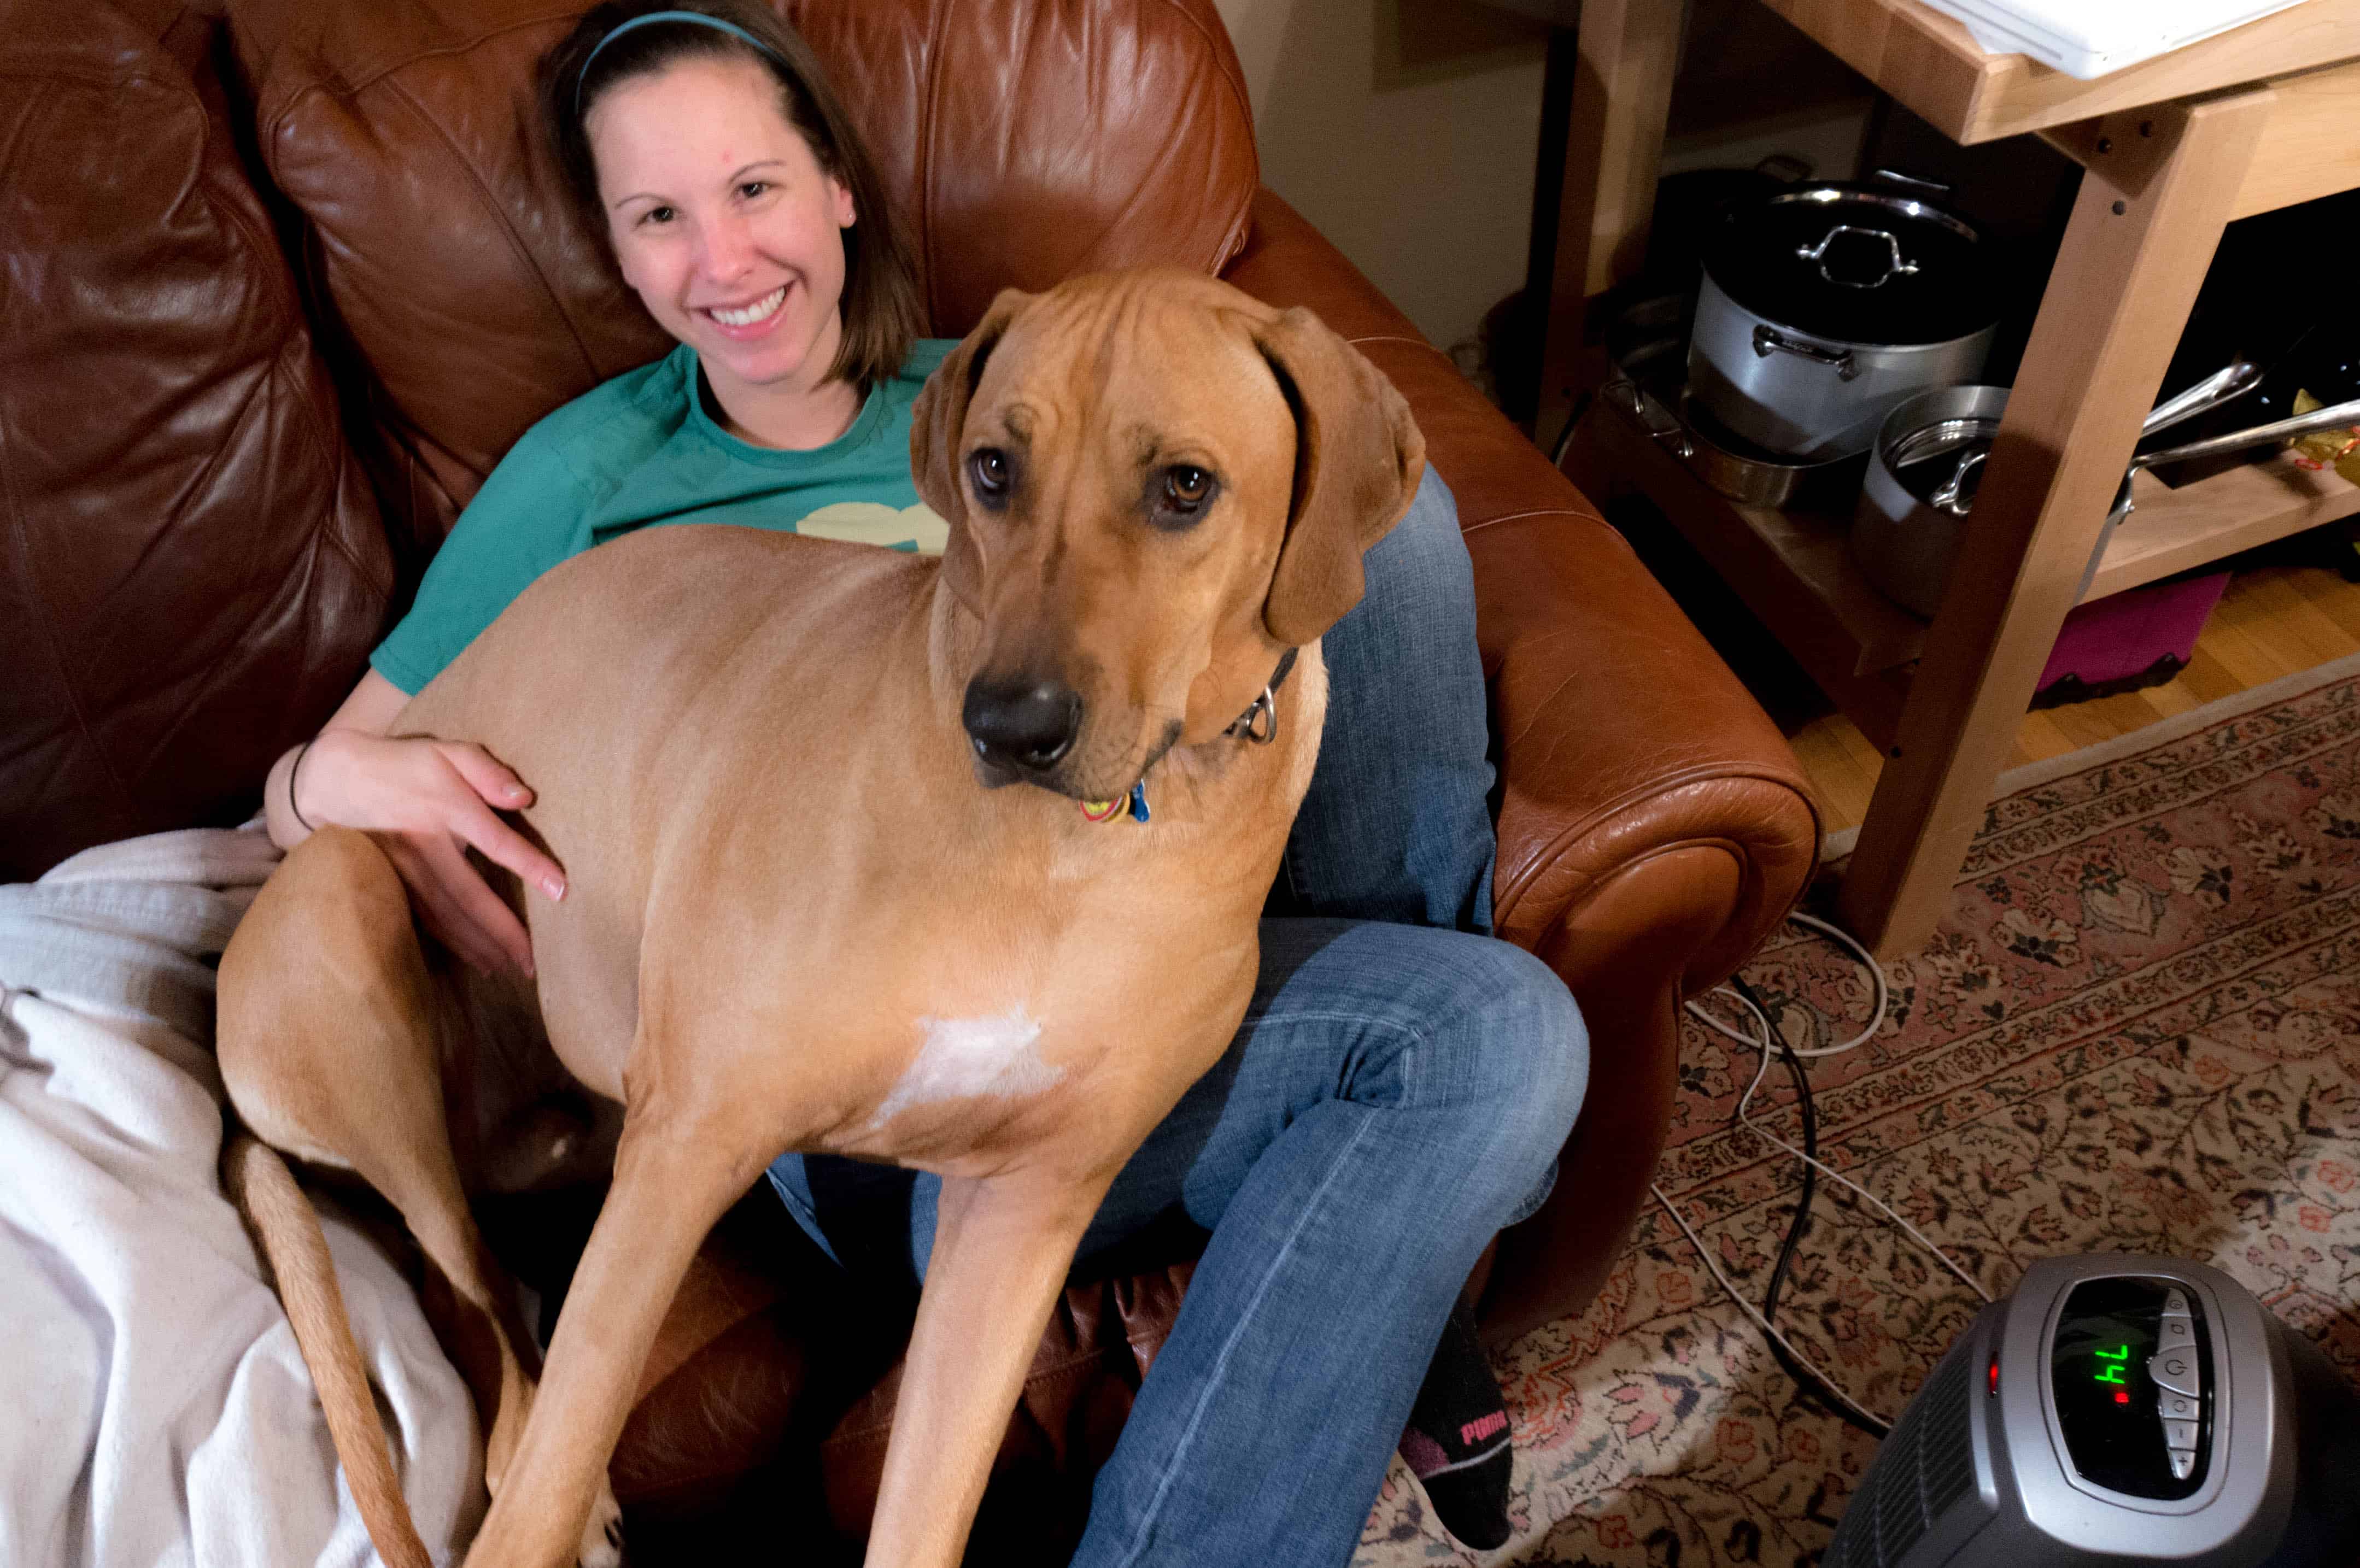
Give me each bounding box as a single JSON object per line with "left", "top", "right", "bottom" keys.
{"left": 2048, "top": 1276, "right": 2211, "bottom": 1500}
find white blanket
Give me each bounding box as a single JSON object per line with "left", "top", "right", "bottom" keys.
{"left": 0, "top": 826, "right": 481, "bottom": 1568}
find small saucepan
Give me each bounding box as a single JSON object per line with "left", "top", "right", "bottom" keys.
{"left": 1853, "top": 371, "right": 2353, "bottom": 620}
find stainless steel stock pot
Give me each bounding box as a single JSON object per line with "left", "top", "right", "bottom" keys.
{"left": 1691, "top": 182, "right": 2000, "bottom": 461}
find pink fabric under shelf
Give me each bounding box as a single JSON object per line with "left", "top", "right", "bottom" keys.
{"left": 2034, "top": 572, "right": 2233, "bottom": 706}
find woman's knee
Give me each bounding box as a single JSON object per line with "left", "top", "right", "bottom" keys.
{"left": 1447, "top": 939, "right": 1590, "bottom": 1164}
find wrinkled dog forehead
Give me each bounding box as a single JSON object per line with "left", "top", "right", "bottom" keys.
{"left": 972, "top": 284, "right": 1297, "bottom": 474}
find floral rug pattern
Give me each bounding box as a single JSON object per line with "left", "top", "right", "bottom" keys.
{"left": 1357, "top": 669, "right": 2360, "bottom": 1566}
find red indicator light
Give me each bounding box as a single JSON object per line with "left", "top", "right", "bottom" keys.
{"left": 2115, "top": 1390, "right": 2129, "bottom": 1405}
{"left": 1988, "top": 1355, "right": 1999, "bottom": 1395}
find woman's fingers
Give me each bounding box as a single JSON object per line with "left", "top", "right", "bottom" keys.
{"left": 419, "top": 833, "right": 535, "bottom": 977}
{"left": 437, "top": 743, "right": 568, "bottom": 901}
{"left": 440, "top": 741, "right": 535, "bottom": 812}
{"left": 292, "top": 730, "right": 556, "bottom": 976}
{"left": 384, "top": 837, "right": 520, "bottom": 978}
{"left": 412, "top": 833, "right": 537, "bottom": 978}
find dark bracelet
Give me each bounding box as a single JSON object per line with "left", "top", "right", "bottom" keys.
{"left": 287, "top": 739, "right": 317, "bottom": 833}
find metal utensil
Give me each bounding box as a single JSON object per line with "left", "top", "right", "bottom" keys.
{"left": 2127, "top": 394, "right": 2360, "bottom": 473}
{"left": 2066, "top": 392, "right": 2360, "bottom": 602}
{"left": 2139, "top": 357, "right": 2263, "bottom": 441}
{"left": 1853, "top": 376, "right": 2358, "bottom": 620}
{"left": 1920, "top": 361, "right": 2264, "bottom": 518}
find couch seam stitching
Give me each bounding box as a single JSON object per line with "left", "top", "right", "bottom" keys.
{"left": 377, "top": 71, "right": 604, "bottom": 383}
{"left": 920, "top": 0, "right": 949, "bottom": 327}
{"left": 1490, "top": 776, "right": 1817, "bottom": 931}
{"left": 256, "top": 9, "right": 584, "bottom": 137}
{"left": 1460, "top": 507, "right": 1611, "bottom": 536}
{"left": 1149, "top": 0, "right": 1258, "bottom": 268}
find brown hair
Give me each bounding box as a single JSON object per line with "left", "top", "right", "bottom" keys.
{"left": 539, "top": 0, "right": 926, "bottom": 394}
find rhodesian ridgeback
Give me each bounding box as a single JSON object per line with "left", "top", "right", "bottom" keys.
{"left": 215, "top": 267, "right": 1425, "bottom": 1568}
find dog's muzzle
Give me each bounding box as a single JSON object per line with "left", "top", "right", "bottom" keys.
{"left": 963, "top": 676, "right": 1083, "bottom": 784}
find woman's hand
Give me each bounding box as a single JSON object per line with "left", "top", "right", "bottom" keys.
{"left": 289, "top": 727, "right": 568, "bottom": 978}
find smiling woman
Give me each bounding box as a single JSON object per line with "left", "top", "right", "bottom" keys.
{"left": 585, "top": 57, "right": 860, "bottom": 447}
{"left": 260, "top": 0, "right": 934, "bottom": 976}
{"left": 541, "top": 1, "right": 925, "bottom": 450}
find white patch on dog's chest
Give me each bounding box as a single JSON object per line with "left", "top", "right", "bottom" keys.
{"left": 868, "top": 1008, "right": 1065, "bottom": 1129}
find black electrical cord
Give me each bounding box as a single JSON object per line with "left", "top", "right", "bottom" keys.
{"left": 1729, "top": 973, "right": 1893, "bottom": 1440}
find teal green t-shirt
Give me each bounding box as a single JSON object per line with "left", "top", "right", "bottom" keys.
{"left": 371, "top": 338, "right": 957, "bottom": 695}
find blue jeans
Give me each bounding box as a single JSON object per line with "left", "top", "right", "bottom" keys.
{"left": 768, "top": 471, "right": 1589, "bottom": 1565}
{"left": 1269, "top": 471, "right": 1498, "bottom": 936}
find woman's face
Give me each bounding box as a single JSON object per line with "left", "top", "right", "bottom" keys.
{"left": 589, "top": 54, "right": 856, "bottom": 403}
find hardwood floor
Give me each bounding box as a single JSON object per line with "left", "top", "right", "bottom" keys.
{"left": 1787, "top": 563, "right": 2360, "bottom": 836}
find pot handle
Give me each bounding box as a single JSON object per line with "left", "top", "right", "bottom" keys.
{"left": 2129, "top": 392, "right": 2360, "bottom": 471}
{"left": 1929, "top": 447, "right": 1986, "bottom": 515}
{"left": 1750, "top": 325, "right": 1861, "bottom": 382}
{"left": 1795, "top": 224, "right": 1920, "bottom": 289}
{"left": 1866, "top": 167, "right": 1954, "bottom": 199}
{"left": 1602, "top": 377, "right": 1694, "bottom": 459}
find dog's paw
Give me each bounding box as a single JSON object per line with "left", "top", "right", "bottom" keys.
{"left": 577, "top": 1482, "right": 624, "bottom": 1568}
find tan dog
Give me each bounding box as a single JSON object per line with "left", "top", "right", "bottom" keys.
{"left": 216, "top": 267, "right": 1424, "bottom": 1568}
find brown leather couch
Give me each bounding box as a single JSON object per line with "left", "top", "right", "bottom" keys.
{"left": 0, "top": 0, "right": 1819, "bottom": 1553}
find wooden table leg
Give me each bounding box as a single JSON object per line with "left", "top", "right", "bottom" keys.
{"left": 1836, "top": 90, "right": 2275, "bottom": 958}
{"left": 1531, "top": 0, "right": 1684, "bottom": 451}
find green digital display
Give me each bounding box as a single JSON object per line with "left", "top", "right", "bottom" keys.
{"left": 2051, "top": 1277, "right": 2205, "bottom": 1500}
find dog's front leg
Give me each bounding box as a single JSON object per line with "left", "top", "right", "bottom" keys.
{"left": 864, "top": 1169, "right": 1109, "bottom": 1568}
{"left": 460, "top": 1116, "right": 752, "bottom": 1568}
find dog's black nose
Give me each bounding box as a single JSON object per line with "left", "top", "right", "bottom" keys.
{"left": 963, "top": 678, "right": 1082, "bottom": 774}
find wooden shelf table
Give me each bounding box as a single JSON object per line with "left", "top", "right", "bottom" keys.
{"left": 1541, "top": 0, "right": 2360, "bottom": 958}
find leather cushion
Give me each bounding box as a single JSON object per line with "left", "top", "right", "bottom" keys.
{"left": 225, "top": 0, "right": 1258, "bottom": 553}
{"left": 0, "top": 1, "right": 392, "bottom": 880}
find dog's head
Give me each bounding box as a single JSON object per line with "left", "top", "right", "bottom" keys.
{"left": 910, "top": 269, "right": 1424, "bottom": 803}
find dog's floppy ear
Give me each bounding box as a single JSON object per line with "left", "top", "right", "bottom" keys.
{"left": 1252, "top": 307, "right": 1427, "bottom": 647}
{"left": 911, "top": 288, "right": 1034, "bottom": 613}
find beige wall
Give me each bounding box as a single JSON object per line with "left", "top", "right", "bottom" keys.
{"left": 1214, "top": 0, "right": 1553, "bottom": 363}
{"left": 1213, "top": 1, "right": 1871, "bottom": 366}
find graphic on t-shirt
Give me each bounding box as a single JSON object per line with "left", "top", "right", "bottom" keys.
{"left": 794, "top": 501, "right": 950, "bottom": 555}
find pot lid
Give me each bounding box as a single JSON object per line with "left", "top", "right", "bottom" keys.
{"left": 1889, "top": 418, "right": 1999, "bottom": 511}
{"left": 1704, "top": 184, "right": 2000, "bottom": 346}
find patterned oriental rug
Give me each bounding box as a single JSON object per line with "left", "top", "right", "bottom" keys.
{"left": 1357, "top": 654, "right": 2360, "bottom": 1567}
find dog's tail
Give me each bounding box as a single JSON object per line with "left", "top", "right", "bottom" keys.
{"left": 223, "top": 1132, "right": 435, "bottom": 1568}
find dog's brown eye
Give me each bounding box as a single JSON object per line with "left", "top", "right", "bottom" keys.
{"left": 1145, "top": 463, "right": 1219, "bottom": 531}
{"left": 1165, "top": 466, "right": 1212, "bottom": 508}
{"left": 969, "top": 449, "right": 1010, "bottom": 502}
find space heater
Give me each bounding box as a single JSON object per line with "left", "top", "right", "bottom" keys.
{"left": 1823, "top": 1256, "right": 2359, "bottom": 1567}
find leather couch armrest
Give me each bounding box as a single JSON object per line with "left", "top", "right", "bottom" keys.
{"left": 1219, "top": 189, "right": 1820, "bottom": 992}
